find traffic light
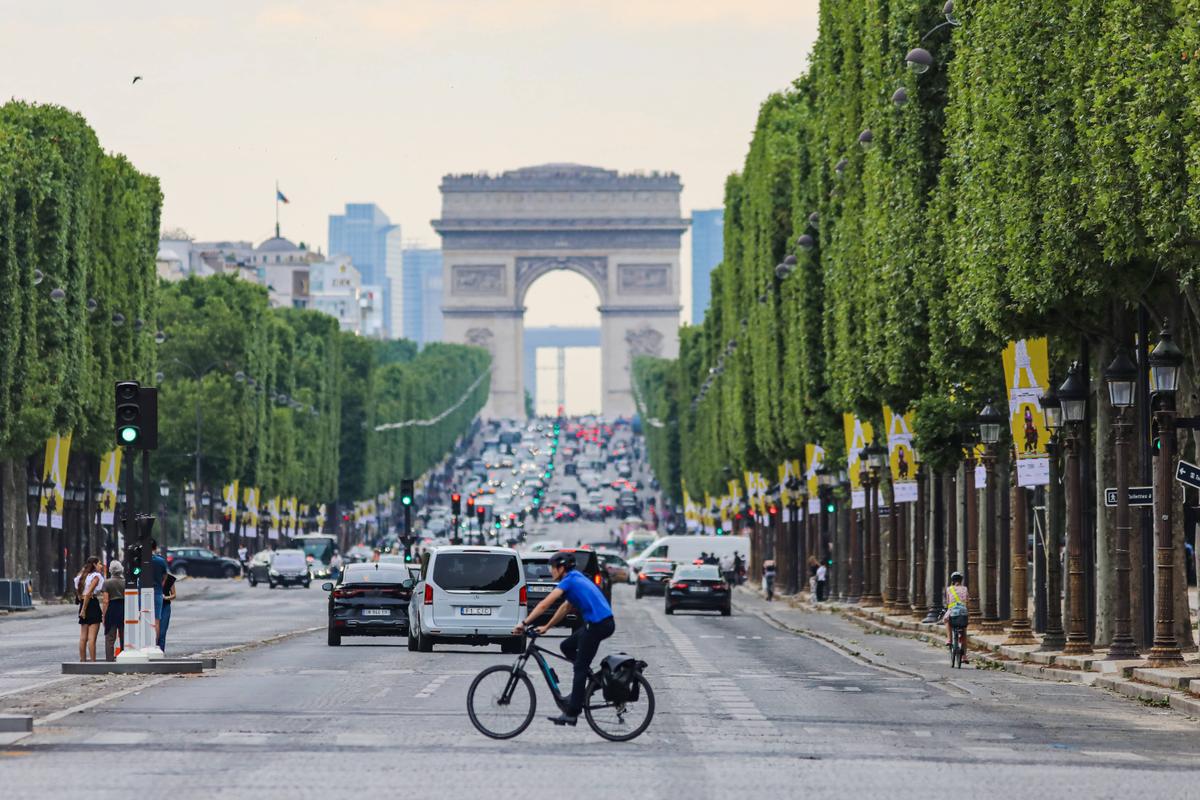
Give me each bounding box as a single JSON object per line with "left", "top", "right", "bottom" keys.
{"left": 114, "top": 382, "right": 158, "bottom": 449}
{"left": 451, "top": 492, "right": 461, "bottom": 515}
{"left": 124, "top": 542, "right": 143, "bottom": 580}
{"left": 825, "top": 501, "right": 836, "bottom": 514}
{"left": 399, "top": 479, "right": 414, "bottom": 507}
{"left": 1151, "top": 417, "right": 1161, "bottom": 455}
{"left": 466, "top": 496, "right": 476, "bottom": 514}
{"left": 476, "top": 503, "right": 486, "bottom": 525}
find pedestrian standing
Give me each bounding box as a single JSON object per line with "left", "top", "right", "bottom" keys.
{"left": 815, "top": 561, "right": 828, "bottom": 602}
{"left": 149, "top": 539, "right": 168, "bottom": 647}
{"left": 101, "top": 560, "right": 125, "bottom": 661}
{"left": 74, "top": 556, "right": 103, "bottom": 661}
{"left": 157, "top": 572, "right": 177, "bottom": 653}
{"left": 807, "top": 556, "right": 819, "bottom": 596}
{"left": 762, "top": 559, "right": 777, "bottom": 601}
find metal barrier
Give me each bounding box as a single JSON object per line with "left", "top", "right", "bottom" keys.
{"left": 0, "top": 579, "right": 34, "bottom": 610}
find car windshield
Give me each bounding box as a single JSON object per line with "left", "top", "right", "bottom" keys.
{"left": 341, "top": 565, "right": 410, "bottom": 584}
{"left": 523, "top": 560, "right": 554, "bottom": 581}
{"left": 273, "top": 552, "right": 305, "bottom": 568}
{"left": 433, "top": 553, "right": 520, "bottom": 592}
{"left": 644, "top": 563, "right": 674, "bottom": 574}
{"left": 675, "top": 565, "right": 720, "bottom": 580}
{"left": 293, "top": 537, "right": 335, "bottom": 563}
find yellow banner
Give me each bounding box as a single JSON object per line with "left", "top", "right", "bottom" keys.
{"left": 98, "top": 448, "right": 122, "bottom": 525}
{"left": 1002, "top": 338, "right": 1050, "bottom": 458}
{"left": 804, "top": 444, "right": 825, "bottom": 498}
{"left": 882, "top": 406, "right": 917, "bottom": 483}
{"left": 243, "top": 486, "right": 259, "bottom": 528}
{"left": 39, "top": 433, "right": 72, "bottom": 529}
{"left": 843, "top": 414, "right": 874, "bottom": 490}
{"left": 779, "top": 459, "right": 803, "bottom": 505}
{"left": 317, "top": 503, "right": 327, "bottom": 533}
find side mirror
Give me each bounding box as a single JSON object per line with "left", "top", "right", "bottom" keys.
{"left": 402, "top": 578, "right": 415, "bottom": 590}
{"left": 321, "top": 582, "right": 334, "bottom": 592}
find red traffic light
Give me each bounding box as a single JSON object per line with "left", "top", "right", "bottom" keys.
{"left": 451, "top": 493, "right": 461, "bottom": 502}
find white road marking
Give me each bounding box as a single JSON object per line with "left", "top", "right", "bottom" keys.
{"left": 210, "top": 732, "right": 271, "bottom": 745}
{"left": 414, "top": 674, "right": 452, "bottom": 698}
{"left": 85, "top": 731, "right": 150, "bottom": 745}
{"left": 1081, "top": 750, "right": 1147, "bottom": 762}
{"left": 37, "top": 675, "right": 175, "bottom": 725}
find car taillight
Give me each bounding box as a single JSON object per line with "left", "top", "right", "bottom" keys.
{"left": 332, "top": 589, "right": 347, "bottom": 599}
{"left": 165, "top": 555, "right": 174, "bottom": 563}
{"left": 519, "top": 586, "right": 527, "bottom": 604}
{"left": 714, "top": 583, "right": 728, "bottom": 591}
{"left": 671, "top": 582, "right": 689, "bottom": 590}
{"left": 593, "top": 573, "right": 603, "bottom": 587}
{"left": 638, "top": 572, "right": 648, "bottom": 580}
{"left": 424, "top": 584, "right": 433, "bottom": 605}
{"left": 306, "top": 555, "right": 314, "bottom": 563}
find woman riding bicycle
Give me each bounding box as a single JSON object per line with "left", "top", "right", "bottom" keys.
{"left": 513, "top": 551, "right": 614, "bottom": 727}
{"left": 942, "top": 571, "right": 970, "bottom": 654}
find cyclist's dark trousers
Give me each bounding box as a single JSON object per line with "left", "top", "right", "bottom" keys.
{"left": 560, "top": 616, "right": 615, "bottom": 715}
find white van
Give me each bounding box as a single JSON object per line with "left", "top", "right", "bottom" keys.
{"left": 408, "top": 546, "right": 526, "bottom": 653}
{"left": 628, "top": 535, "right": 750, "bottom": 574}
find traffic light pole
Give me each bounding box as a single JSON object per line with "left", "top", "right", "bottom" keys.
{"left": 117, "top": 446, "right": 145, "bottom": 661}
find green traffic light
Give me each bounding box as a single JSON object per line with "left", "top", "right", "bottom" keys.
{"left": 401, "top": 497, "right": 412, "bottom": 506}
{"left": 119, "top": 426, "right": 139, "bottom": 444}
{"left": 132, "top": 566, "right": 141, "bottom": 576}
{"left": 825, "top": 503, "right": 835, "bottom": 513}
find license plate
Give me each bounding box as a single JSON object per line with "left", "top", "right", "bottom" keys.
{"left": 690, "top": 586, "right": 710, "bottom": 593}
{"left": 461, "top": 607, "right": 492, "bottom": 616}
{"left": 362, "top": 608, "right": 390, "bottom": 616}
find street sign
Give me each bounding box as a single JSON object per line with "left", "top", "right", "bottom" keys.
{"left": 1103, "top": 486, "right": 1153, "bottom": 508}
{"left": 1176, "top": 460, "right": 1200, "bottom": 490}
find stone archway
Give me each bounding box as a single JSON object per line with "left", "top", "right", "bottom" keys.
{"left": 434, "top": 164, "right": 688, "bottom": 419}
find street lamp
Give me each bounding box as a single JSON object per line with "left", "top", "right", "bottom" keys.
{"left": 892, "top": 87, "right": 909, "bottom": 107}
{"left": 1057, "top": 362, "right": 1093, "bottom": 654}
{"left": 858, "top": 129, "right": 874, "bottom": 150}
{"left": 1145, "top": 324, "right": 1186, "bottom": 665}
{"left": 1039, "top": 378, "right": 1066, "bottom": 650}
{"left": 1104, "top": 347, "right": 1140, "bottom": 659}
{"left": 976, "top": 400, "right": 1005, "bottom": 633}
{"left": 905, "top": 47, "right": 934, "bottom": 74}
{"left": 862, "top": 445, "right": 884, "bottom": 605}
{"left": 977, "top": 400, "right": 1004, "bottom": 445}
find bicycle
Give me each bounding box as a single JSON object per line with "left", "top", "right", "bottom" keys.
{"left": 466, "top": 629, "right": 655, "bottom": 741}
{"left": 949, "top": 613, "right": 968, "bottom": 668}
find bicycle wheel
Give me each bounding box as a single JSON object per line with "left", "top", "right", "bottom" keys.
{"left": 584, "top": 675, "right": 655, "bottom": 742}
{"left": 467, "top": 665, "right": 537, "bottom": 739}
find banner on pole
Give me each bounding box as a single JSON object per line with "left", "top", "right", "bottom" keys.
{"left": 804, "top": 444, "right": 825, "bottom": 514}
{"left": 223, "top": 481, "right": 240, "bottom": 533}
{"left": 40, "top": 433, "right": 72, "bottom": 529}
{"left": 883, "top": 406, "right": 918, "bottom": 503}
{"left": 98, "top": 448, "right": 122, "bottom": 525}
{"left": 843, "top": 414, "right": 874, "bottom": 509}
{"left": 1002, "top": 338, "right": 1051, "bottom": 486}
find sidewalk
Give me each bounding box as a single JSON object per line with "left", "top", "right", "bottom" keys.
{"left": 734, "top": 584, "right": 1200, "bottom": 719}
{"left": 0, "top": 578, "right": 231, "bottom": 622}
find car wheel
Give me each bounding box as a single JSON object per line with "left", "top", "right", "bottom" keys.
{"left": 721, "top": 605, "right": 732, "bottom": 617}
{"left": 248, "top": 575, "right": 257, "bottom": 587}
{"left": 407, "top": 627, "right": 418, "bottom": 651}
{"left": 268, "top": 579, "right": 276, "bottom": 589}
{"left": 303, "top": 580, "right": 311, "bottom": 589}
{"left": 327, "top": 628, "right": 341, "bottom": 647}
{"left": 417, "top": 621, "right": 433, "bottom": 653}
{"left": 664, "top": 602, "right": 674, "bottom": 615}
{"left": 223, "top": 565, "right": 237, "bottom": 579}
{"left": 172, "top": 565, "right": 188, "bottom": 578}
{"left": 635, "top": 587, "right": 642, "bottom": 599}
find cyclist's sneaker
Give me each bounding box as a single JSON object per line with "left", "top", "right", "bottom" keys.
{"left": 547, "top": 713, "right": 578, "bottom": 726}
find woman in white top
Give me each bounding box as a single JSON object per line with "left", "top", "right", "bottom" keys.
{"left": 75, "top": 556, "right": 103, "bottom": 661}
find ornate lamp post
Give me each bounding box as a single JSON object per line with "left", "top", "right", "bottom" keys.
{"left": 866, "top": 444, "right": 888, "bottom": 607}
{"left": 1003, "top": 441, "right": 1038, "bottom": 644}
{"left": 159, "top": 479, "right": 171, "bottom": 547}
{"left": 816, "top": 467, "right": 835, "bottom": 570}
{"left": 1145, "top": 326, "right": 1186, "bottom": 666}
{"left": 1038, "top": 382, "right": 1067, "bottom": 650}
{"left": 857, "top": 453, "right": 871, "bottom": 603}
{"left": 1058, "top": 362, "right": 1094, "bottom": 654}
{"left": 977, "top": 400, "right": 1006, "bottom": 634}
{"left": 1103, "top": 347, "right": 1140, "bottom": 659}
{"left": 962, "top": 429, "right": 982, "bottom": 619}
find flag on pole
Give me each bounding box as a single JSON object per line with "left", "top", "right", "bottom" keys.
{"left": 276, "top": 188, "right": 290, "bottom": 204}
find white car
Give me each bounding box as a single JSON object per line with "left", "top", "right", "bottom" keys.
{"left": 407, "top": 546, "right": 526, "bottom": 653}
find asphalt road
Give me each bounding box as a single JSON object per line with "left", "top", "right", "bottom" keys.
{"left": 7, "top": 574, "right": 1200, "bottom": 798}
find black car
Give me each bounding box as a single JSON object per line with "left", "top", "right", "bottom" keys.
{"left": 635, "top": 560, "right": 674, "bottom": 598}
{"left": 665, "top": 564, "right": 731, "bottom": 616}
{"left": 523, "top": 549, "right": 612, "bottom": 628}
{"left": 165, "top": 547, "right": 242, "bottom": 579}
{"left": 265, "top": 549, "right": 311, "bottom": 589}
{"left": 323, "top": 562, "right": 416, "bottom": 646}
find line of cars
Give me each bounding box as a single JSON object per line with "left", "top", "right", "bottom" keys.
{"left": 321, "top": 544, "right": 617, "bottom": 650}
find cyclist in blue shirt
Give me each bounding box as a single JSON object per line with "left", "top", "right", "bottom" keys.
{"left": 515, "top": 552, "right": 614, "bottom": 726}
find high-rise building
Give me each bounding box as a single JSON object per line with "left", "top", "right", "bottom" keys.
{"left": 690, "top": 208, "right": 724, "bottom": 324}
{"left": 401, "top": 246, "right": 444, "bottom": 346}
{"left": 328, "top": 203, "right": 402, "bottom": 337}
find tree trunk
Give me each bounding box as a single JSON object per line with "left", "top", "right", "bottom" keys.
{"left": 1094, "top": 336, "right": 1116, "bottom": 647}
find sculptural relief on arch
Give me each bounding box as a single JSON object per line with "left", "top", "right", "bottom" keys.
{"left": 434, "top": 164, "right": 687, "bottom": 419}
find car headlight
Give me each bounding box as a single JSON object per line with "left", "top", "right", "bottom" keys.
{"left": 269, "top": 569, "right": 280, "bottom": 576}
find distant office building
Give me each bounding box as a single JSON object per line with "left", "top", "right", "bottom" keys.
{"left": 401, "top": 246, "right": 444, "bottom": 346}
{"left": 690, "top": 208, "right": 724, "bottom": 324}
{"left": 309, "top": 256, "right": 384, "bottom": 337}
{"left": 328, "top": 203, "right": 402, "bottom": 337}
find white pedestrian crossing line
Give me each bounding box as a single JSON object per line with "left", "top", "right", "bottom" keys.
{"left": 414, "top": 673, "right": 452, "bottom": 698}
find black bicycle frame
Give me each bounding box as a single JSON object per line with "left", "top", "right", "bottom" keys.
{"left": 503, "top": 640, "right": 574, "bottom": 709}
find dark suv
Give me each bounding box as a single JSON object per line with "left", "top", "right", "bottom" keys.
{"left": 165, "top": 547, "right": 242, "bottom": 579}
{"left": 522, "top": 548, "right": 612, "bottom": 629}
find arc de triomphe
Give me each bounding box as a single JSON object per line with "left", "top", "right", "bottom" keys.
{"left": 433, "top": 164, "right": 687, "bottom": 419}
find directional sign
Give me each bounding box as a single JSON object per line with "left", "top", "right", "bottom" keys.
{"left": 1176, "top": 460, "right": 1200, "bottom": 490}
{"left": 1103, "top": 486, "right": 1153, "bottom": 508}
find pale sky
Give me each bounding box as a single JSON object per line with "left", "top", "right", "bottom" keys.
{"left": 2, "top": 0, "right": 819, "bottom": 413}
